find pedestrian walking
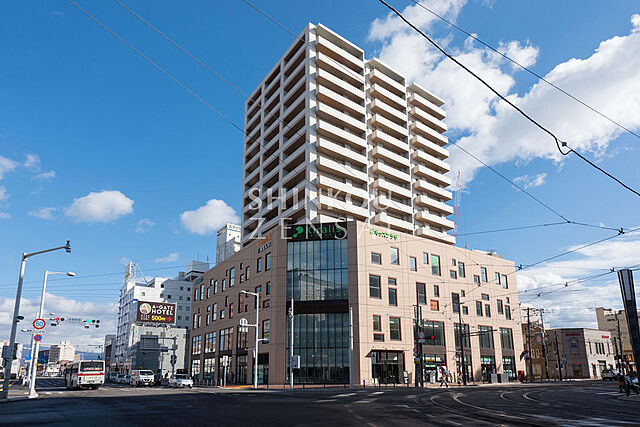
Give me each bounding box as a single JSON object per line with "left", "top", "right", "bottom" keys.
{"left": 617, "top": 373, "right": 625, "bottom": 393}
{"left": 438, "top": 366, "right": 449, "bottom": 388}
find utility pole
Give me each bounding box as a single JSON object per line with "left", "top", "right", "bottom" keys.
{"left": 413, "top": 304, "right": 424, "bottom": 387}
{"left": 458, "top": 306, "right": 467, "bottom": 386}
{"left": 526, "top": 307, "right": 534, "bottom": 383}
{"left": 539, "top": 308, "right": 550, "bottom": 381}
{"left": 614, "top": 312, "right": 625, "bottom": 374}
{"left": 554, "top": 334, "right": 563, "bottom": 381}
{"left": 349, "top": 306, "right": 353, "bottom": 388}
{"left": 289, "top": 296, "right": 294, "bottom": 390}
{"left": 1, "top": 241, "right": 70, "bottom": 401}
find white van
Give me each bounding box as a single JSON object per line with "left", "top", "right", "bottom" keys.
{"left": 130, "top": 370, "right": 155, "bottom": 387}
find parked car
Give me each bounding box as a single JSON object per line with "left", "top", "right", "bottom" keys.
{"left": 130, "top": 370, "right": 155, "bottom": 387}
{"left": 107, "top": 372, "right": 119, "bottom": 383}
{"left": 122, "top": 374, "right": 131, "bottom": 385}
{"left": 168, "top": 374, "right": 193, "bottom": 388}
{"left": 602, "top": 369, "right": 619, "bottom": 381}
{"left": 115, "top": 374, "right": 126, "bottom": 384}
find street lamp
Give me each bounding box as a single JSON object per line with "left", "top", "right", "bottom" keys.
{"left": 240, "top": 290, "right": 266, "bottom": 390}
{"left": 1, "top": 241, "right": 70, "bottom": 401}
{"left": 28, "top": 270, "right": 75, "bottom": 399}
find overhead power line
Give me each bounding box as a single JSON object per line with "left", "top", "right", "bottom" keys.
{"left": 377, "top": 0, "right": 640, "bottom": 199}
{"left": 406, "top": 0, "right": 640, "bottom": 142}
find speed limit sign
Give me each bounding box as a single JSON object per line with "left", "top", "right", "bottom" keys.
{"left": 33, "top": 318, "right": 46, "bottom": 330}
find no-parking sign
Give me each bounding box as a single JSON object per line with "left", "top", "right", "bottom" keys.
{"left": 34, "top": 334, "right": 43, "bottom": 342}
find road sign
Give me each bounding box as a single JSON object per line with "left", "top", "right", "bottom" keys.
{"left": 561, "top": 353, "right": 566, "bottom": 358}
{"left": 34, "top": 334, "right": 43, "bottom": 342}
{"left": 26, "top": 355, "right": 31, "bottom": 360}
{"left": 33, "top": 318, "right": 46, "bottom": 329}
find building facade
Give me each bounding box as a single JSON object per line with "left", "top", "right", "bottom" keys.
{"left": 521, "top": 321, "right": 548, "bottom": 380}
{"left": 49, "top": 341, "right": 75, "bottom": 364}
{"left": 547, "top": 328, "right": 615, "bottom": 379}
{"left": 241, "top": 23, "right": 454, "bottom": 246}
{"left": 103, "top": 334, "right": 115, "bottom": 373}
{"left": 217, "top": 223, "right": 242, "bottom": 264}
{"left": 189, "top": 221, "right": 525, "bottom": 386}
{"left": 596, "top": 306, "right": 639, "bottom": 372}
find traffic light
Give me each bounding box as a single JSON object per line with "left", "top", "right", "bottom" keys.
{"left": 170, "top": 355, "right": 177, "bottom": 365}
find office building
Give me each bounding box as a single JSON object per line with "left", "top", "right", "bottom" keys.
{"left": 217, "top": 223, "right": 242, "bottom": 263}
{"left": 546, "top": 328, "right": 615, "bottom": 379}
{"left": 103, "top": 334, "right": 115, "bottom": 373}
{"left": 596, "top": 306, "right": 640, "bottom": 371}
{"left": 241, "top": 23, "right": 454, "bottom": 246}
{"left": 190, "top": 221, "right": 524, "bottom": 386}
{"left": 49, "top": 341, "right": 75, "bottom": 364}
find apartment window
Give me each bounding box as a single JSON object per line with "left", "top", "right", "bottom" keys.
{"left": 369, "top": 275, "right": 381, "bottom": 298}
{"left": 423, "top": 252, "right": 429, "bottom": 264}
{"left": 373, "top": 315, "right": 382, "bottom": 331}
{"left": 262, "top": 319, "right": 270, "bottom": 340}
{"left": 224, "top": 296, "right": 228, "bottom": 307}
{"left": 220, "top": 328, "right": 233, "bottom": 351}
{"left": 430, "top": 299, "right": 439, "bottom": 311}
{"left": 245, "top": 266, "right": 250, "bottom": 281}
{"left": 452, "top": 259, "right": 456, "bottom": 266}
{"left": 502, "top": 274, "right": 508, "bottom": 289}
{"left": 433, "top": 284, "right": 440, "bottom": 297}
{"left": 416, "top": 282, "right": 426, "bottom": 304}
{"left": 505, "top": 305, "right": 511, "bottom": 320}
{"left": 229, "top": 303, "right": 234, "bottom": 318}
{"left": 192, "top": 335, "right": 202, "bottom": 355}
{"left": 485, "top": 304, "right": 491, "bottom": 318}
{"left": 497, "top": 300, "right": 504, "bottom": 314}
{"left": 237, "top": 326, "right": 248, "bottom": 349}
{"left": 476, "top": 301, "right": 483, "bottom": 316}
{"left": 481, "top": 267, "right": 488, "bottom": 282}
{"left": 220, "top": 309, "right": 225, "bottom": 319}
{"left": 461, "top": 289, "right": 465, "bottom": 297}
{"left": 410, "top": 256, "right": 417, "bottom": 271}
{"left": 495, "top": 272, "right": 501, "bottom": 286}
{"left": 240, "top": 274, "right": 244, "bottom": 283}
{"left": 478, "top": 326, "right": 494, "bottom": 349}
{"left": 481, "top": 294, "right": 489, "bottom": 301}
{"left": 199, "top": 285, "right": 204, "bottom": 300}
{"left": 214, "top": 280, "right": 218, "bottom": 294}
{"left": 389, "top": 317, "right": 401, "bottom": 340}
{"left": 212, "top": 303, "right": 218, "bottom": 321}
{"left": 206, "top": 314, "right": 210, "bottom": 326}
{"left": 473, "top": 275, "right": 480, "bottom": 285}
{"left": 500, "top": 328, "right": 514, "bottom": 350}
{"left": 265, "top": 252, "right": 272, "bottom": 270}
{"left": 263, "top": 299, "right": 270, "bottom": 308}
{"left": 462, "top": 306, "right": 469, "bottom": 315}
{"left": 257, "top": 257, "right": 263, "bottom": 272}
{"left": 205, "top": 331, "right": 216, "bottom": 353}
{"left": 388, "top": 277, "right": 397, "bottom": 286}
{"left": 192, "top": 314, "right": 198, "bottom": 330}
{"left": 371, "top": 252, "right": 382, "bottom": 264}
{"left": 388, "top": 288, "right": 397, "bottom": 306}
{"left": 452, "top": 293, "right": 460, "bottom": 313}
{"left": 431, "top": 255, "right": 441, "bottom": 276}
{"left": 206, "top": 287, "right": 210, "bottom": 299}
{"left": 390, "top": 248, "right": 399, "bottom": 265}
{"left": 458, "top": 262, "right": 466, "bottom": 278}
{"left": 230, "top": 267, "right": 235, "bottom": 287}
{"left": 222, "top": 279, "right": 226, "bottom": 292}
{"left": 450, "top": 270, "right": 457, "bottom": 279}
{"left": 239, "top": 292, "right": 245, "bottom": 313}
{"left": 266, "top": 281, "right": 271, "bottom": 295}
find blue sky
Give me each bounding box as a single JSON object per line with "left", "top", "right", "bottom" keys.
{"left": 1, "top": 0, "right": 639, "bottom": 346}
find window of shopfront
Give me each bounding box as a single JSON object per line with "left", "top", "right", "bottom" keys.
{"left": 191, "top": 359, "right": 200, "bottom": 378}
{"left": 257, "top": 353, "right": 269, "bottom": 385}
{"left": 203, "top": 358, "right": 215, "bottom": 380}
{"left": 503, "top": 356, "right": 516, "bottom": 379}
{"left": 480, "top": 356, "right": 496, "bottom": 381}
{"left": 423, "top": 321, "right": 445, "bottom": 346}
{"left": 236, "top": 355, "right": 248, "bottom": 384}
{"left": 371, "top": 351, "right": 404, "bottom": 385}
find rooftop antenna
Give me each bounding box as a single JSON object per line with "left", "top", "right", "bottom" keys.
{"left": 135, "top": 262, "right": 149, "bottom": 284}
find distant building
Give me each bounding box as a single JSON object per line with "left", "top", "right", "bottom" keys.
{"left": 595, "top": 307, "right": 640, "bottom": 372}
{"left": 113, "top": 261, "right": 208, "bottom": 375}
{"left": 216, "top": 223, "right": 241, "bottom": 264}
{"left": 103, "top": 334, "right": 115, "bottom": 373}
{"left": 521, "top": 321, "right": 548, "bottom": 380}
{"left": 49, "top": 341, "right": 75, "bottom": 364}
{"left": 546, "top": 328, "right": 615, "bottom": 379}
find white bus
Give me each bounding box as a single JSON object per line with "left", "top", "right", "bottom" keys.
{"left": 64, "top": 360, "right": 105, "bottom": 390}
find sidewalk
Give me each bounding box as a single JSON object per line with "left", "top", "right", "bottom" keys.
{"left": 0, "top": 383, "right": 30, "bottom": 403}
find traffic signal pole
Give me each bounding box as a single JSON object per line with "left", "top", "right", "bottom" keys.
{"left": 458, "top": 306, "right": 467, "bottom": 386}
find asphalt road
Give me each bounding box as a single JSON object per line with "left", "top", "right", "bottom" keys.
{"left": 1, "top": 378, "right": 638, "bottom": 426}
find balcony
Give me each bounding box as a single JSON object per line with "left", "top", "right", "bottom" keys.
{"left": 372, "top": 145, "right": 410, "bottom": 168}
{"left": 372, "top": 178, "right": 412, "bottom": 199}
{"left": 317, "top": 154, "right": 368, "bottom": 183}
{"left": 409, "top": 121, "right": 448, "bottom": 146}
{"left": 317, "top": 137, "right": 367, "bottom": 167}
{"left": 373, "top": 161, "right": 411, "bottom": 184}
{"left": 368, "top": 68, "right": 406, "bottom": 98}
{"left": 370, "top": 98, "right": 407, "bottom": 125}
{"left": 411, "top": 135, "right": 449, "bottom": 158}
{"left": 316, "top": 84, "right": 365, "bottom": 118}
{"left": 416, "top": 226, "right": 456, "bottom": 245}
{"left": 415, "top": 210, "right": 455, "bottom": 230}
{"left": 413, "top": 180, "right": 452, "bottom": 201}
{"left": 372, "top": 129, "right": 409, "bottom": 154}
{"left": 316, "top": 35, "right": 364, "bottom": 74}
{"left": 408, "top": 92, "right": 446, "bottom": 120}
{"left": 409, "top": 106, "right": 447, "bottom": 133}
{"left": 317, "top": 174, "right": 368, "bottom": 200}
{"left": 370, "top": 83, "right": 405, "bottom": 110}
{"left": 414, "top": 195, "right": 454, "bottom": 215}
{"left": 372, "top": 212, "right": 414, "bottom": 233}
{"left": 374, "top": 195, "right": 413, "bottom": 215}
{"left": 316, "top": 119, "right": 366, "bottom": 149}
{"left": 411, "top": 149, "right": 450, "bottom": 173}
{"left": 317, "top": 194, "right": 368, "bottom": 219}
{"left": 412, "top": 164, "right": 451, "bottom": 186}
{"left": 316, "top": 52, "right": 364, "bottom": 89}
{"left": 317, "top": 102, "right": 365, "bottom": 134}
{"left": 371, "top": 114, "right": 407, "bottom": 139}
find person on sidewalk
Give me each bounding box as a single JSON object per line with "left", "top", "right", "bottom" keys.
{"left": 624, "top": 373, "right": 639, "bottom": 396}
{"left": 438, "top": 366, "right": 449, "bottom": 388}
{"left": 617, "top": 373, "right": 625, "bottom": 393}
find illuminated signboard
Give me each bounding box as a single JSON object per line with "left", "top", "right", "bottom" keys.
{"left": 369, "top": 228, "right": 398, "bottom": 240}
{"left": 136, "top": 301, "right": 176, "bottom": 324}
{"left": 288, "top": 222, "right": 347, "bottom": 241}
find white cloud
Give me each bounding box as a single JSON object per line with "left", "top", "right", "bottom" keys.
{"left": 513, "top": 173, "right": 547, "bottom": 189}
{"left": 0, "top": 156, "right": 17, "bottom": 179}
{"left": 0, "top": 293, "right": 117, "bottom": 351}
{"left": 0, "top": 185, "right": 9, "bottom": 202}
{"left": 369, "top": 4, "right": 640, "bottom": 185}
{"left": 28, "top": 206, "right": 57, "bottom": 220}
{"left": 135, "top": 218, "right": 155, "bottom": 233}
{"left": 0, "top": 212, "right": 10, "bottom": 219}
{"left": 180, "top": 199, "right": 239, "bottom": 235}
{"left": 24, "top": 154, "right": 41, "bottom": 171}
{"left": 155, "top": 252, "right": 179, "bottom": 263}
{"left": 34, "top": 170, "right": 56, "bottom": 180}
{"left": 65, "top": 190, "right": 134, "bottom": 223}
